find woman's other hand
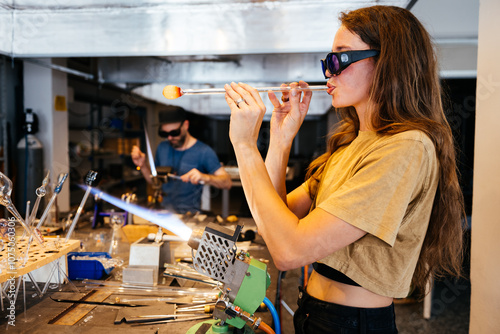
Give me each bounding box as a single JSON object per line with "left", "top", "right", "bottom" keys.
{"left": 268, "top": 80, "right": 312, "bottom": 147}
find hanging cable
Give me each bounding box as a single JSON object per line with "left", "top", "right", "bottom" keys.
{"left": 23, "top": 133, "right": 28, "bottom": 208}
{"left": 303, "top": 264, "right": 309, "bottom": 288}
{"left": 406, "top": 0, "right": 419, "bottom": 10}
{"left": 274, "top": 271, "right": 285, "bottom": 325}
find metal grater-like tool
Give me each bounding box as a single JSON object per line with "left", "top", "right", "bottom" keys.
{"left": 187, "top": 221, "right": 271, "bottom": 331}
{"left": 190, "top": 222, "right": 243, "bottom": 284}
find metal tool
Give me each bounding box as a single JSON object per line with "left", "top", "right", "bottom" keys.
{"left": 82, "top": 279, "right": 217, "bottom": 297}
{"left": 64, "top": 170, "right": 101, "bottom": 242}
{"left": 187, "top": 222, "right": 274, "bottom": 333}
{"left": 162, "top": 84, "right": 328, "bottom": 100}
{"left": 166, "top": 173, "right": 182, "bottom": 181}
{"left": 118, "top": 296, "right": 212, "bottom": 305}
{"left": 50, "top": 296, "right": 146, "bottom": 307}
{"left": 133, "top": 313, "right": 209, "bottom": 320}
{"left": 131, "top": 315, "right": 211, "bottom": 326}
{"left": 0, "top": 171, "right": 44, "bottom": 245}
{"left": 114, "top": 303, "right": 211, "bottom": 325}
{"left": 48, "top": 290, "right": 111, "bottom": 325}
{"left": 176, "top": 303, "right": 215, "bottom": 313}
{"left": 167, "top": 173, "right": 205, "bottom": 185}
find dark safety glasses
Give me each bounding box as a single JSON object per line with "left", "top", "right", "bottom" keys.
{"left": 321, "top": 50, "right": 380, "bottom": 78}
{"left": 158, "top": 120, "right": 184, "bottom": 138}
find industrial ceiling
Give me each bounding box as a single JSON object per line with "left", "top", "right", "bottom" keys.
{"left": 0, "top": 0, "right": 478, "bottom": 115}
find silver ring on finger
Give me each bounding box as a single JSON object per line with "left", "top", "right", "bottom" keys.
{"left": 235, "top": 98, "right": 245, "bottom": 105}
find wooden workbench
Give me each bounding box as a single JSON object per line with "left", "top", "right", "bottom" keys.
{"left": 0, "top": 218, "right": 295, "bottom": 333}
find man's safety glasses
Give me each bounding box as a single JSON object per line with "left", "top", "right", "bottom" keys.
{"left": 321, "top": 50, "right": 380, "bottom": 78}
{"left": 158, "top": 121, "right": 184, "bottom": 138}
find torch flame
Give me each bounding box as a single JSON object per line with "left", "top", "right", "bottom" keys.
{"left": 84, "top": 186, "right": 192, "bottom": 240}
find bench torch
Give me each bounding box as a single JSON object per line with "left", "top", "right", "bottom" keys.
{"left": 186, "top": 222, "right": 276, "bottom": 334}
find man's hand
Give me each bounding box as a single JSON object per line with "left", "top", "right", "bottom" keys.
{"left": 131, "top": 145, "right": 153, "bottom": 184}
{"left": 131, "top": 145, "right": 146, "bottom": 168}
{"left": 181, "top": 168, "right": 206, "bottom": 185}
{"left": 180, "top": 167, "right": 232, "bottom": 189}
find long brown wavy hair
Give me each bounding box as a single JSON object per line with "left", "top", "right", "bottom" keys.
{"left": 306, "top": 6, "right": 466, "bottom": 297}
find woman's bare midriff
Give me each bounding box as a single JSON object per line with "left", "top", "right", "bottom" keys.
{"left": 306, "top": 270, "right": 393, "bottom": 308}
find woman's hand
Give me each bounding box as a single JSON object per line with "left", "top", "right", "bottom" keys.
{"left": 268, "top": 81, "right": 313, "bottom": 147}
{"left": 224, "top": 82, "right": 267, "bottom": 148}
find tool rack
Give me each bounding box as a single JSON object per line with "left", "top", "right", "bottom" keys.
{"left": 0, "top": 238, "right": 80, "bottom": 283}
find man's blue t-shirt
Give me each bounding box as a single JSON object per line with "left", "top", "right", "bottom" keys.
{"left": 155, "top": 140, "right": 221, "bottom": 213}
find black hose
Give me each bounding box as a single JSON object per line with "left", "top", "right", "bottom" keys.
{"left": 23, "top": 133, "right": 28, "bottom": 211}
{"left": 406, "top": 0, "right": 419, "bottom": 11}
{"left": 274, "top": 270, "right": 286, "bottom": 325}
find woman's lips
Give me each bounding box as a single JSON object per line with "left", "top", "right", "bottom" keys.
{"left": 327, "top": 84, "right": 335, "bottom": 95}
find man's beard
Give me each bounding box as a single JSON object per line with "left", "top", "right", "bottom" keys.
{"left": 169, "top": 133, "right": 187, "bottom": 149}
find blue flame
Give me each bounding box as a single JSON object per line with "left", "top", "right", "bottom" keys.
{"left": 84, "top": 186, "right": 192, "bottom": 241}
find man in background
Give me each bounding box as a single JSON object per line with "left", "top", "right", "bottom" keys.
{"left": 131, "top": 106, "right": 231, "bottom": 213}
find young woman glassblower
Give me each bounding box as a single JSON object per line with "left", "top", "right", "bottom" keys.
{"left": 224, "top": 5, "right": 465, "bottom": 333}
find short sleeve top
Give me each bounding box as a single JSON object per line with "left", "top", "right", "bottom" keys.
{"left": 303, "top": 130, "right": 439, "bottom": 297}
